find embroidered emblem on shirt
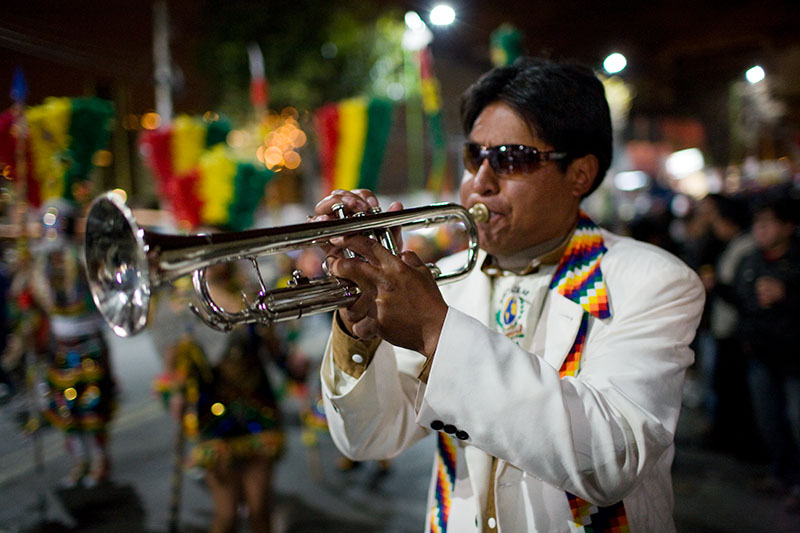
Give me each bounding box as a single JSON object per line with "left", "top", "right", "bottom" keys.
{"left": 502, "top": 295, "right": 520, "bottom": 326}
{"left": 495, "top": 288, "right": 528, "bottom": 340}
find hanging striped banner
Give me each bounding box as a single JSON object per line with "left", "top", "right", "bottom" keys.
{"left": 313, "top": 97, "right": 393, "bottom": 195}
{"left": 0, "top": 97, "right": 113, "bottom": 207}
{"left": 138, "top": 115, "right": 273, "bottom": 231}
{"left": 418, "top": 46, "right": 448, "bottom": 193}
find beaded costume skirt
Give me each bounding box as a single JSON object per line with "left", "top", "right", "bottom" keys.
{"left": 43, "top": 332, "right": 115, "bottom": 434}
{"left": 158, "top": 329, "right": 286, "bottom": 470}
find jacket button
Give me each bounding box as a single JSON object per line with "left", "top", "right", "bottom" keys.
{"left": 455, "top": 430, "right": 469, "bottom": 440}
{"left": 431, "top": 420, "right": 444, "bottom": 431}
{"left": 443, "top": 424, "right": 456, "bottom": 434}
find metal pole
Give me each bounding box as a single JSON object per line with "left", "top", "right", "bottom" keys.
{"left": 153, "top": 0, "right": 173, "bottom": 124}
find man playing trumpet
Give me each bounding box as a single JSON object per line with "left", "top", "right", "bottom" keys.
{"left": 316, "top": 57, "right": 704, "bottom": 532}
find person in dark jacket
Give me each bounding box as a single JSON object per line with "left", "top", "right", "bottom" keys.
{"left": 732, "top": 194, "right": 800, "bottom": 510}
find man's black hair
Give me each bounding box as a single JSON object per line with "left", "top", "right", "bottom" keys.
{"left": 459, "top": 57, "right": 613, "bottom": 197}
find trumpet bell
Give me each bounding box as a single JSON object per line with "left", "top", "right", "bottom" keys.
{"left": 85, "top": 192, "right": 152, "bottom": 337}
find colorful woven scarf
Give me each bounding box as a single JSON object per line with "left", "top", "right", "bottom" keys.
{"left": 550, "top": 210, "right": 611, "bottom": 319}
{"left": 554, "top": 212, "right": 629, "bottom": 532}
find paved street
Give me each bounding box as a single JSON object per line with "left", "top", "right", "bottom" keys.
{"left": 0, "top": 329, "right": 798, "bottom": 532}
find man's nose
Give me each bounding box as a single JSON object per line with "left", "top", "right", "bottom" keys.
{"left": 471, "top": 159, "right": 500, "bottom": 195}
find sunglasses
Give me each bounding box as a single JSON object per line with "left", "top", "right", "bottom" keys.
{"left": 463, "top": 142, "right": 568, "bottom": 176}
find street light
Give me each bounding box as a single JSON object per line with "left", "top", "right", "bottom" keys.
{"left": 430, "top": 4, "right": 456, "bottom": 26}
{"left": 603, "top": 52, "right": 627, "bottom": 75}
{"left": 403, "top": 11, "right": 432, "bottom": 51}
{"left": 745, "top": 65, "right": 765, "bottom": 84}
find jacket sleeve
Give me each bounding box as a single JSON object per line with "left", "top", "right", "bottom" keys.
{"left": 416, "top": 244, "right": 705, "bottom": 506}
{"left": 320, "top": 330, "right": 431, "bottom": 461}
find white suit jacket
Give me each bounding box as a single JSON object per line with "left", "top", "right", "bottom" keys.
{"left": 321, "top": 228, "right": 705, "bottom": 532}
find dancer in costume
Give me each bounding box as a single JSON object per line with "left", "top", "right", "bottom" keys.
{"left": 152, "top": 261, "right": 303, "bottom": 533}
{"left": 29, "top": 199, "right": 116, "bottom": 488}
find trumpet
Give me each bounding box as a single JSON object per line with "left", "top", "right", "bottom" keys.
{"left": 84, "top": 192, "right": 487, "bottom": 337}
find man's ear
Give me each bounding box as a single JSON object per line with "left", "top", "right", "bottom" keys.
{"left": 567, "top": 154, "right": 598, "bottom": 198}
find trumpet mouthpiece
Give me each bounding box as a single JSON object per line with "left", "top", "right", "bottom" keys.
{"left": 468, "top": 202, "right": 489, "bottom": 223}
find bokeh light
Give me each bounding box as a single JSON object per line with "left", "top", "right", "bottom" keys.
{"left": 430, "top": 4, "right": 456, "bottom": 26}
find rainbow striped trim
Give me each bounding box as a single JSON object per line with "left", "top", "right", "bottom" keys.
{"left": 565, "top": 491, "right": 630, "bottom": 532}
{"left": 559, "top": 312, "right": 629, "bottom": 530}
{"left": 556, "top": 215, "right": 628, "bottom": 531}
{"left": 550, "top": 211, "right": 610, "bottom": 320}
{"left": 559, "top": 312, "right": 589, "bottom": 379}
{"left": 430, "top": 432, "right": 457, "bottom": 533}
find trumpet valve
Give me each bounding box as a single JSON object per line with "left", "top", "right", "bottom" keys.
{"left": 288, "top": 269, "right": 310, "bottom": 287}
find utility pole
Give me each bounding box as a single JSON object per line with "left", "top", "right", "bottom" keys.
{"left": 153, "top": 0, "right": 173, "bottom": 124}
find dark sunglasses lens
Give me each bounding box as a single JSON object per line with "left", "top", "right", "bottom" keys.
{"left": 463, "top": 143, "right": 482, "bottom": 172}
{"left": 494, "top": 145, "right": 530, "bottom": 174}
{"left": 464, "top": 144, "right": 546, "bottom": 175}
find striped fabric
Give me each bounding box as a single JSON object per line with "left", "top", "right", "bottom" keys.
{"left": 550, "top": 210, "right": 611, "bottom": 319}
{"left": 138, "top": 116, "right": 273, "bottom": 231}
{"left": 430, "top": 431, "right": 457, "bottom": 533}
{"left": 313, "top": 97, "right": 393, "bottom": 194}
{"left": 555, "top": 213, "right": 629, "bottom": 532}
{"left": 0, "top": 97, "right": 113, "bottom": 207}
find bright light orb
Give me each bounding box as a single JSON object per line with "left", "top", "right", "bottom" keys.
{"left": 430, "top": 4, "right": 455, "bottom": 26}
{"left": 603, "top": 52, "right": 627, "bottom": 74}
{"left": 613, "top": 170, "right": 649, "bottom": 191}
{"left": 666, "top": 148, "right": 705, "bottom": 178}
{"left": 746, "top": 65, "right": 765, "bottom": 84}
{"left": 405, "top": 11, "right": 426, "bottom": 31}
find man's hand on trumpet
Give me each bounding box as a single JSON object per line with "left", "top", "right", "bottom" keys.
{"left": 313, "top": 189, "right": 448, "bottom": 359}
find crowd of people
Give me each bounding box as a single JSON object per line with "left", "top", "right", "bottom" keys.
{"left": 680, "top": 187, "right": 800, "bottom": 512}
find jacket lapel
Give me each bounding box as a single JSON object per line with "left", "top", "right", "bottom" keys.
{"left": 445, "top": 250, "right": 493, "bottom": 327}
{"left": 541, "top": 293, "right": 586, "bottom": 372}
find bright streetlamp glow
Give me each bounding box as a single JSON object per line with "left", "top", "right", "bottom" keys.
{"left": 405, "top": 11, "right": 426, "bottom": 31}
{"left": 746, "top": 65, "right": 765, "bottom": 84}
{"left": 403, "top": 11, "right": 432, "bottom": 51}
{"left": 603, "top": 52, "right": 627, "bottom": 74}
{"left": 430, "top": 4, "right": 456, "bottom": 26}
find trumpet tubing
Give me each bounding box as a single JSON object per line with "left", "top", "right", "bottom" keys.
{"left": 84, "top": 192, "right": 484, "bottom": 337}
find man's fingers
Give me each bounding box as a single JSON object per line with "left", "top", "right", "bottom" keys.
{"left": 314, "top": 189, "right": 379, "bottom": 216}
{"left": 386, "top": 200, "right": 403, "bottom": 212}
{"left": 338, "top": 235, "right": 398, "bottom": 268}
{"left": 400, "top": 250, "right": 425, "bottom": 268}
{"left": 351, "top": 189, "right": 380, "bottom": 208}
{"left": 327, "top": 251, "right": 382, "bottom": 287}
{"left": 385, "top": 201, "right": 404, "bottom": 247}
